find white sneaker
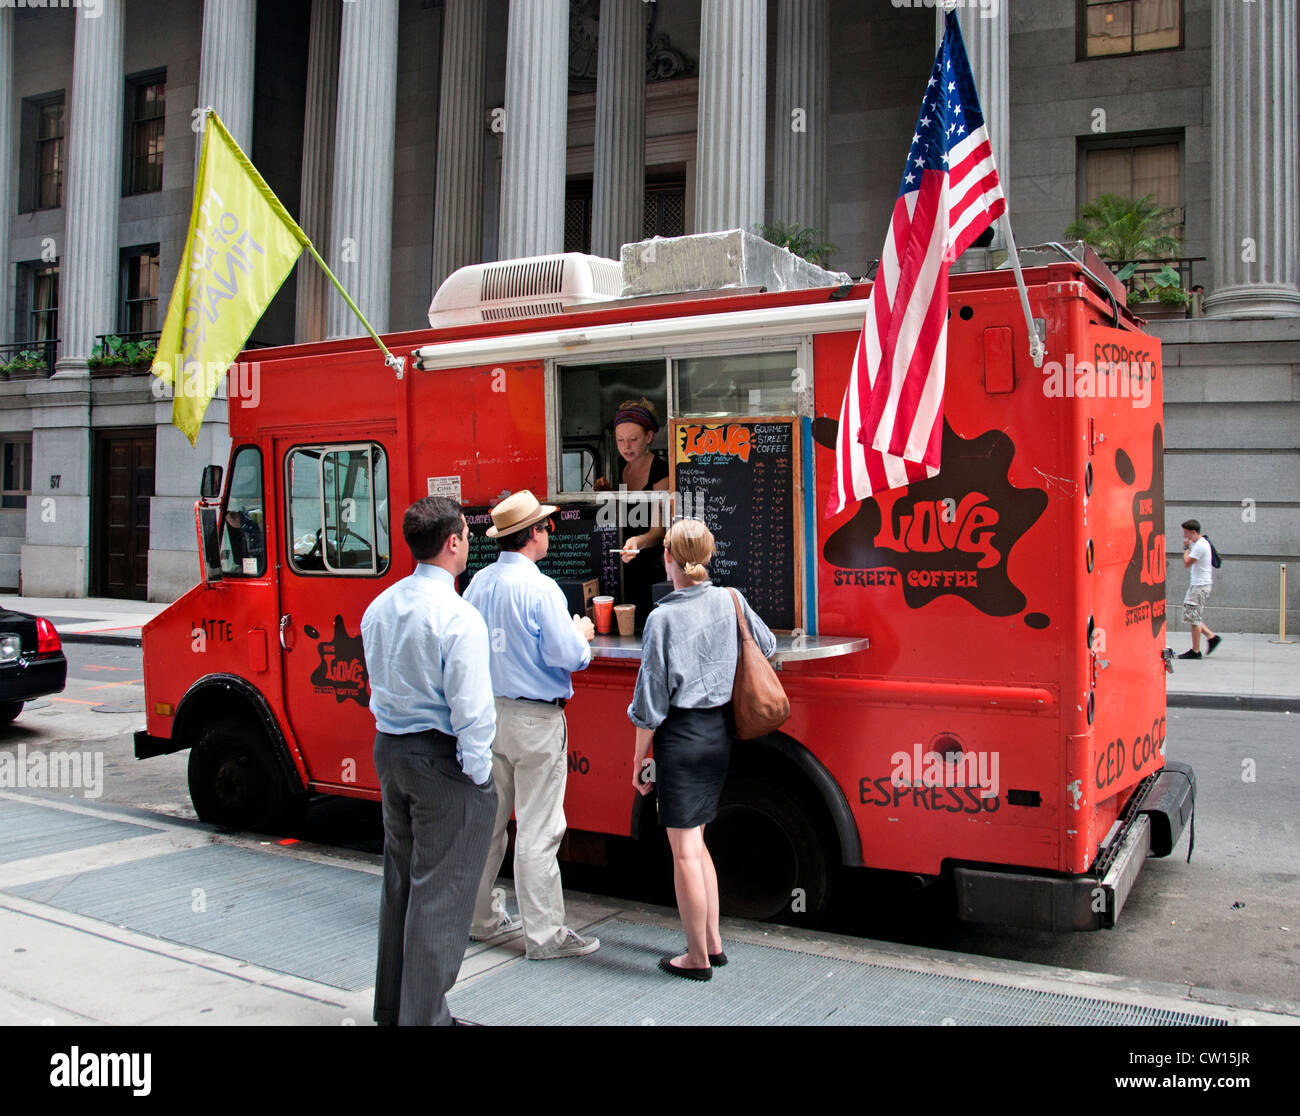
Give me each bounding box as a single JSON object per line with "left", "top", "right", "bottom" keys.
{"left": 470, "top": 913, "right": 523, "bottom": 942}
{"left": 526, "top": 928, "right": 600, "bottom": 960}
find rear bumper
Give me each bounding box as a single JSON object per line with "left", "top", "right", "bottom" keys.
{"left": 0, "top": 653, "right": 67, "bottom": 704}
{"left": 954, "top": 761, "right": 1196, "bottom": 932}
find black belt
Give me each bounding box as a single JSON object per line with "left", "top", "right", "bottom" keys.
{"left": 509, "top": 696, "right": 567, "bottom": 708}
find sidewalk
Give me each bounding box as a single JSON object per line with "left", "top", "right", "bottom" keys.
{"left": 1, "top": 791, "right": 1295, "bottom": 1026}
{"left": 5, "top": 594, "right": 1296, "bottom": 711}
{"left": 0, "top": 595, "right": 163, "bottom": 646}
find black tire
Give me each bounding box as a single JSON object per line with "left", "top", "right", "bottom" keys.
{"left": 706, "top": 774, "right": 833, "bottom": 922}
{"left": 187, "top": 717, "right": 306, "bottom": 833}
{"left": 0, "top": 700, "right": 24, "bottom": 724}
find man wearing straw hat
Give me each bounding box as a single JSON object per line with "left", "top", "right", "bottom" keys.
{"left": 465, "top": 490, "right": 600, "bottom": 960}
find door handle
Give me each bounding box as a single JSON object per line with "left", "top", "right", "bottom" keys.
{"left": 279, "top": 613, "right": 294, "bottom": 650}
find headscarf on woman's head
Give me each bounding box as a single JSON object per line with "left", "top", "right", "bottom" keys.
{"left": 612, "top": 400, "right": 659, "bottom": 435}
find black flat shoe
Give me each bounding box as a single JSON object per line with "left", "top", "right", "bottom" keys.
{"left": 659, "top": 956, "right": 712, "bottom": 981}
{"left": 709, "top": 951, "right": 728, "bottom": 967}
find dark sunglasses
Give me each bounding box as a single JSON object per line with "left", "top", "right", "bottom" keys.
{"left": 537, "top": 518, "right": 556, "bottom": 534}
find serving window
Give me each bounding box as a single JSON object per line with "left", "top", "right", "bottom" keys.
{"left": 552, "top": 346, "right": 803, "bottom": 496}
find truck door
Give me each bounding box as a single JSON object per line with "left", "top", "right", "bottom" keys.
{"left": 275, "top": 437, "right": 395, "bottom": 795}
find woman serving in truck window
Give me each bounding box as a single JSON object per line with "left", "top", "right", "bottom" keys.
{"left": 599, "top": 398, "right": 669, "bottom": 627}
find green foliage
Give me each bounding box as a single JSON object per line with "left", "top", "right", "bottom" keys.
{"left": 755, "top": 221, "right": 837, "bottom": 268}
{"left": 1124, "top": 263, "right": 1188, "bottom": 307}
{"left": 1, "top": 349, "right": 48, "bottom": 377}
{"left": 1065, "top": 194, "right": 1183, "bottom": 264}
{"left": 87, "top": 335, "right": 159, "bottom": 369}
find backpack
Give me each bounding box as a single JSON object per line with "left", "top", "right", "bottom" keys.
{"left": 1204, "top": 536, "right": 1222, "bottom": 569}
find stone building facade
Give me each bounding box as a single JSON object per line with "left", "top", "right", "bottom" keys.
{"left": 0, "top": 0, "right": 1294, "bottom": 631}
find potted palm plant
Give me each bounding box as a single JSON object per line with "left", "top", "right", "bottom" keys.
{"left": 1065, "top": 194, "right": 1189, "bottom": 319}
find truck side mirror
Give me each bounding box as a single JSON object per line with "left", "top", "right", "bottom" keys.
{"left": 196, "top": 504, "right": 223, "bottom": 583}
{"left": 200, "top": 465, "right": 223, "bottom": 501}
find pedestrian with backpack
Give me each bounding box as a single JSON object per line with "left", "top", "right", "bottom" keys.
{"left": 1179, "top": 519, "right": 1221, "bottom": 659}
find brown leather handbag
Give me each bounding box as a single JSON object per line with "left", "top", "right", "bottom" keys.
{"left": 727, "top": 588, "right": 789, "bottom": 739}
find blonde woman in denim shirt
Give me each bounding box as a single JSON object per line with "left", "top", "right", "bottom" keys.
{"left": 628, "top": 518, "right": 776, "bottom": 981}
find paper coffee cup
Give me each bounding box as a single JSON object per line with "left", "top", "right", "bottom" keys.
{"left": 614, "top": 604, "right": 635, "bottom": 636}
{"left": 593, "top": 595, "right": 614, "bottom": 634}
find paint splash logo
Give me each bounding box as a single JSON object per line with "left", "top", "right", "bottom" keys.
{"left": 309, "top": 614, "right": 369, "bottom": 706}
{"left": 1118, "top": 424, "right": 1167, "bottom": 637}
{"left": 815, "top": 419, "right": 1048, "bottom": 617}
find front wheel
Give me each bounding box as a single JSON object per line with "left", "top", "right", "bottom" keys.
{"left": 188, "top": 717, "right": 306, "bottom": 833}
{"left": 706, "top": 775, "right": 833, "bottom": 922}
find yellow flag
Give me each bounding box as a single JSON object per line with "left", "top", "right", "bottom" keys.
{"left": 152, "top": 110, "right": 308, "bottom": 444}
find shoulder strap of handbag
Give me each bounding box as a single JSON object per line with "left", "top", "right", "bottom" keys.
{"left": 728, "top": 587, "right": 755, "bottom": 646}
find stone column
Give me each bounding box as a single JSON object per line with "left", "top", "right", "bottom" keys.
{"left": 296, "top": 0, "right": 340, "bottom": 343}
{"left": 591, "top": 0, "right": 645, "bottom": 261}
{"left": 695, "top": 0, "right": 766, "bottom": 234}
{"left": 1205, "top": 0, "right": 1300, "bottom": 318}
{"left": 197, "top": 0, "right": 257, "bottom": 152}
{"left": 57, "top": 0, "right": 124, "bottom": 370}
{"left": 327, "top": 0, "right": 399, "bottom": 338}
{"left": 431, "top": 0, "right": 486, "bottom": 291}
{"left": 772, "top": 0, "right": 828, "bottom": 238}
{"left": 0, "top": 10, "right": 13, "bottom": 347}
{"left": 499, "top": 0, "right": 569, "bottom": 260}
{"left": 956, "top": 4, "right": 1009, "bottom": 248}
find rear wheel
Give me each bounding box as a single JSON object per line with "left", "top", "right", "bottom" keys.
{"left": 706, "top": 775, "right": 833, "bottom": 922}
{"left": 188, "top": 717, "right": 306, "bottom": 833}
{"left": 0, "top": 700, "right": 24, "bottom": 724}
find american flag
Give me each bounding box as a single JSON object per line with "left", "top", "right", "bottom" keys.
{"left": 828, "top": 11, "right": 1006, "bottom": 516}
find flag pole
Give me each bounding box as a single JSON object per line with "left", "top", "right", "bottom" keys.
{"left": 1000, "top": 211, "right": 1046, "bottom": 369}
{"left": 300, "top": 240, "right": 406, "bottom": 378}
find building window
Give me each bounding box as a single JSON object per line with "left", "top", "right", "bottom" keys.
{"left": 644, "top": 175, "right": 686, "bottom": 240}
{"left": 121, "top": 246, "right": 160, "bottom": 335}
{"left": 287, "top": 443, "right": 390, "bottom": 576}
{"left": 126, "top": 74, "right": 165, "bottom": 195}
{"left": 1080, "top": 0, "right": 1182, "bottom": 59}
{"left": 35, "top": 96, "right": 66, "bottom": 210}
{"left": 565, "top": 180, "right": 593, "bottom": 255}
{"left": 1, "top": 439, "right": 32, "bottom": 511}
{"left": 1079, "top": 135, "right": 1182, "bottom": 234}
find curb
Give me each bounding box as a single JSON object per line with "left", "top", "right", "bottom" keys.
{"left": 1166, "top": 692, "right": 1297, "bottom": 714}
{"left": 60, "top": 632, "right": 143, "bottom": 648}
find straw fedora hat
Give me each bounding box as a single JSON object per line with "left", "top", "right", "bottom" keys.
{"left": 486, "top": 489, "right": 558, "bottom": 538}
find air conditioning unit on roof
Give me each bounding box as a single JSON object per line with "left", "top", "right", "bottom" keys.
{"left": 428, "top": 253, "right": 624, "bottom": 327}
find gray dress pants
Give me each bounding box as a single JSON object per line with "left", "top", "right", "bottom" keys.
{"left": 373, "top": 729, "right": 497, "bottom": 1026}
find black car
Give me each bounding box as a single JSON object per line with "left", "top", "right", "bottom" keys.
{"left": 0, "top": 609, "right": 67, "bottom": 723}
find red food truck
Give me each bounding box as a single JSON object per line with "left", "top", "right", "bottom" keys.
{"left": 135, "top": 237, "right": 1194, "bottom": 931}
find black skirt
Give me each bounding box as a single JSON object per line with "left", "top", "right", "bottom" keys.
{"left": 653, "top": 704, "right": 732, "bottom": 829}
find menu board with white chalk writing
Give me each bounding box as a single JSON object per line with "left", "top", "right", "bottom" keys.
{"left": 669, "top": 418, "right": 802, "bottom": 631}
{"left": 459, "top": 503, "right": 621, "bottom": 599}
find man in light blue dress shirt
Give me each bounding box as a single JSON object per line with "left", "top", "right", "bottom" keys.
{"left": 362, "top": 496, "right": 497, "bottom": 1025}
{"left": 464, "top": 490, "right": 600, "bottom": 960}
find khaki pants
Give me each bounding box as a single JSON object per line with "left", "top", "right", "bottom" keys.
{"left": 470, "top": 698, "right": 570, "bottom": 955}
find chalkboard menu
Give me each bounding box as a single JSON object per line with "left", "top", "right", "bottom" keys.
{"left": 460, "top": 503, "right": 622, "bottom": 599}
{"left": 670, "top": 418, "right": 801, "bottom": 631}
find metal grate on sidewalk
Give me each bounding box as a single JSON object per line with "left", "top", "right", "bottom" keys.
{"left": 0, "top": 798, "right": 160, "bottom": 865}
{"left": 448, "top": 919, "right": 1227, "bottom": 1026}
{"left": 7, "top": 843, "right": 379, "bottom": 991}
